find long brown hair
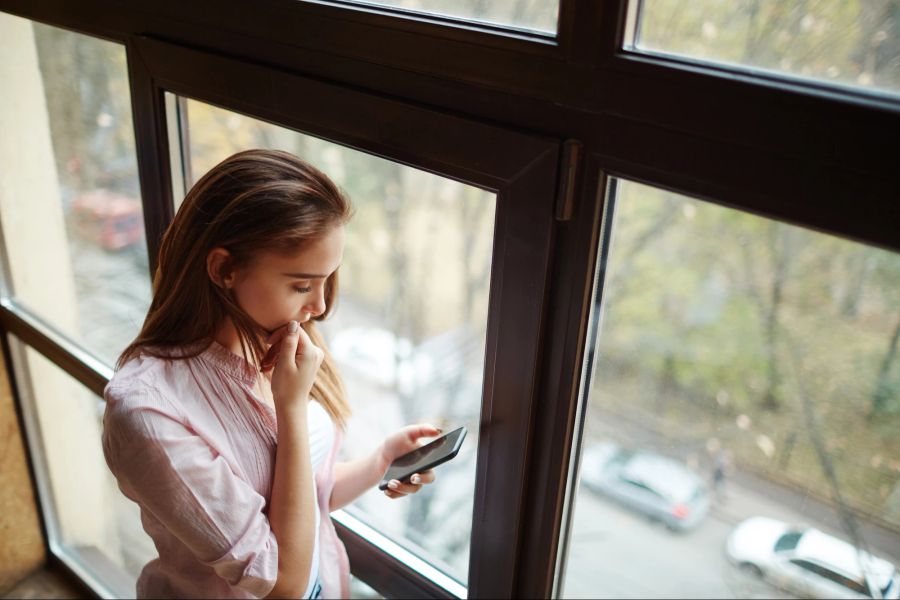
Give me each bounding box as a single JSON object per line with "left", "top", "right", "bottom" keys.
{"left": 117, "top": 149, "right": 353, "bottom": 427}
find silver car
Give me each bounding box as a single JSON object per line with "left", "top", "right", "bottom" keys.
{"left": 579, "top": 442, "right": 710, "bottom": 531}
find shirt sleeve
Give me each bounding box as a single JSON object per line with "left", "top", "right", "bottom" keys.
{"left": 102, "top": 384, "right": 279, "bottom": 598}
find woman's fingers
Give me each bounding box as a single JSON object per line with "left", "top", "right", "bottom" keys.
{"left": 405, "top": 423, "right": 442, "bottom": 444}
{"left": 381, "top": 424, "right": 443, "bottom": 466}
{"left": 383, "top": 470, "right": 436, "bottom": 498}
{"left": 261, "top": 324, "right": 289, "bottom": 371}
{"left": 295, "top": 323, "right": 315, "bottom": 357}
{"left": 384, "top": 480, "right": 417, "bottom": 496}
{"left": 272, "top": 321, "right": 300, "bottom": 372}
{"left": 261, "top": 321, "right": 317, "bottom": 371}
{"left": 411, "top": 470, "right": 436, "bottom": 485}
{"left": 265, "top": 324, "right": 288, "bottom": 345}
{"left": 260, "top": 345, "right": 280, "bottom": 372}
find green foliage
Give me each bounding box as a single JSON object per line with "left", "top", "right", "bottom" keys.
{"left": 592, "top": 179, "right": 900, "bottom": 525}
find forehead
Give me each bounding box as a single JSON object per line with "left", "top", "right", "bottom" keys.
{"left": 261, "top": 227, "right": 344, "bottom": 274}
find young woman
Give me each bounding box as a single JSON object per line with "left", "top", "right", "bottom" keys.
{"left": 102, "top": 149, "right": 439, "bottom": 599}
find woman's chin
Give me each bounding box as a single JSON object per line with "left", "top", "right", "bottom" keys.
{"left": 264, "top": 315, "right": 309, "bottom": 336}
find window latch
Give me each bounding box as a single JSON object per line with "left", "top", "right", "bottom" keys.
{"left": 555, "top": 139, "right": 583, "bottom": 222}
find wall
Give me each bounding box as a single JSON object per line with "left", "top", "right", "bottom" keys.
{"left": 0, "top": 340, "right": 45, "bottom": 593}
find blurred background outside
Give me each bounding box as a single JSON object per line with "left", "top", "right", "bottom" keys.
{"left": 0, "top": 1, "right": 897, "bottom": 598}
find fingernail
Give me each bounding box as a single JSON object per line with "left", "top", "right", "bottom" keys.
{"left": 388, "top": 480, "right": 399, "bottom": 490}
{"left": 288, "top": 320, "right": 298, "bottom": 333}
{"left": 411, "top": 475, "right": 421, "bottom": 484}
{"left": 435, "top": 427, "right": 443, "bottom": 434}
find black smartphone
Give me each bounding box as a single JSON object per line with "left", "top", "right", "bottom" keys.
{"left": 378, "top": 426, "right": 467, "bottom": 491}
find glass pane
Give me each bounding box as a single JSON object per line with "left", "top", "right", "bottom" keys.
{"left": 175, "top": 96, "right": 495, "bottom": 584}
{"left": 0, "top": 14, "right": 151, "bottom": 367}
{"left": 11, "top": 336, "right": 155, "bottom": 591}
{"left": 333, "top": 0, "right": 557, "bottom": 34}
{"left": 350, "top": 575, "right": 383, "bottom": 599}
{"left": 560, "top": 178, "right": 900, "bottom": 599}
{"left": 632, "top": 0, "right": 900, "bottom": 95}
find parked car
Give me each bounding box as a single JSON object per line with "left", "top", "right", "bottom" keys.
{"left": 70, "top": 189, "right": 144, "bottom": 251}
{"left": 579, "top": 442, "right": 710, "bottom": 531}
{"left": 726, "top": 516, "right": 899, "bottom": 599}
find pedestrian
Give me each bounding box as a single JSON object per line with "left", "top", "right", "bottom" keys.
{"left": 712, "top": 448, "right": 731, "bottom": 501}
{"left": 101, "top": 149, "right": 440, "bottom": 599}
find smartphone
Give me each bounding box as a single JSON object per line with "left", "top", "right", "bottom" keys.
{"left": 378, "top": 426, "right": 467, "bottom": 491}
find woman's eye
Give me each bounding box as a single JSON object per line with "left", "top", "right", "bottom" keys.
{"left": 293, "top": 286, "right": 312, "bottom": 294}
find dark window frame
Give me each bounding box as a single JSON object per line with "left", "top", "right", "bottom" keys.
{"left": 0, "top": 0, "right": 897, "bottom": 598}
{"left": 4, "top": 0, "right": 897, "bottom": 251}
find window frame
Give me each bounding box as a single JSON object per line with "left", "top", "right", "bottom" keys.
{"left": 4, "top": 0, "right": 897, "bottom": 253}
{"left": 0, "top": 0, "right": 898, "bottom": 598}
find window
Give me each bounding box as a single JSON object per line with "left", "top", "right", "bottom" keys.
{"left": 335, "top": 0, "right": 560, "bottom": 33}
{"left": 630, "top": 0, "right": 900, "bottom": 94}
{"left": 619, "top": 477, "right": 666, "bottom": 500}
{"left": 774, "top": 531, "right": 802, "bottom": 552}
{"left": 6, "top": 333, "right": 150, "bottom": 598}
{"left": 559, "top": 177, "right": 900, "bottom": 599}
{"left": 1, "top": 0, "right": 897, "bottom": 598}
{"left": 0, "top": 14, "right": 151, "bottom": 368}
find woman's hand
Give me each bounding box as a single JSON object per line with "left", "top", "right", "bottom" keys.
{"left": 378, "top": 424, "right": 441, "bottom": 499}
{"left": 266, "top": 320, "right": 323, "bottom": 410}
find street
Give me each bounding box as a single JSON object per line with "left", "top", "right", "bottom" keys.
{"left": 562, "top": 453, "right": 899, "bottom": 599}
{"left": 563, "top": 481, "right": 793, "bottom": 599}
{"left": 70, "top": 235, "right": 151, "bottom": 367}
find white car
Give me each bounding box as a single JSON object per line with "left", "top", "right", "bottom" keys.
{"left": 726, "top": 516, "right": 899, "bottom": 599}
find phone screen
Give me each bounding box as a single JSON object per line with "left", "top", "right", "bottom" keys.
{"left": 380, "top": 427, "right": 466, "bottom": 488}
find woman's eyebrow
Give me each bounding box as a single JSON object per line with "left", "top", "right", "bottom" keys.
{"left": 281, "top": 264, "right": 341, "bottom": 279}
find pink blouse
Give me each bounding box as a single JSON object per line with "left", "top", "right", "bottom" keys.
{"left": 101, "top": 339, "right": 351, "bottom": 599}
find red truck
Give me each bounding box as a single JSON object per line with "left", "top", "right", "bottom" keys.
{"left": 70, "top": 189, "right": 144, "bottom": 251}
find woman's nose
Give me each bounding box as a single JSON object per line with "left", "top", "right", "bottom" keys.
{"left": 304, "top": 290, "right": 327, "bottom": 317}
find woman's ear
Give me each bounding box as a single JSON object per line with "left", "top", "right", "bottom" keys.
{"left": 206, "top": 247, "right": 235, "bottom": 289}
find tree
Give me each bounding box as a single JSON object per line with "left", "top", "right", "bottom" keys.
{"left": 871, "top": 314, "right": 900, "bottom": 417}
{"left": 33, "top": 24, "right": 137, "bottom": 197}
